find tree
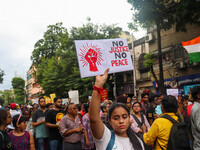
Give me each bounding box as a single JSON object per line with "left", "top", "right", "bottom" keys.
{"left": 0, "top": 69, "right": 5, "bottom": 84}
{"left": 34, "top": 20, "right": 122, "bottom": 100}
{"left": 127, "top": 0, "right": 200, "bottom": 94}
{"left": 11, "top": 77, "right": 25, "bottom": 104}
{"left": 0, "top": 90, "right": 14, "bottom": 106}
{"left": 0, "top": 97, "right": 5, "bottom": 106}
{"left": 31, "top": 22, "right": 71, "bottom": 64}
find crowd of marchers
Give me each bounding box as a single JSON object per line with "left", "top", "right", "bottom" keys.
{"left": 0, "top": 70, "right": 200, "bottom": 150}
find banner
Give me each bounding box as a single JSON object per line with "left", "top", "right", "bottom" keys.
{"left": 101, "top": 89, "right": 108, "bottom": 102}
{"left": 68, "top": 90, "right": 79, "bottom": 104}
{"left": 75, "top": 38, "right": 133, "bottom": 78}
{"left": 184, "top": 84, "right": 200, "bottom": 95}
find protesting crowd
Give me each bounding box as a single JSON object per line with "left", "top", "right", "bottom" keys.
{"left": 0, "top": 69, "right": 200, "bottom": 150}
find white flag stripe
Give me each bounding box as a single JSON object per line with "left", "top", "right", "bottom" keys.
{"left": 183, "top": 43, "right": 200, "bottom": 53}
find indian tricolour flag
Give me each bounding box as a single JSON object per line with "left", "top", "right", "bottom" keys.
{"left": 182, "top": 36, "right": 200, "bottom": 62}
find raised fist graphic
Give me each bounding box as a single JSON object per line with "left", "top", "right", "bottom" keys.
{"left": 84, "top": 49, "right": 98, "bottom": 72}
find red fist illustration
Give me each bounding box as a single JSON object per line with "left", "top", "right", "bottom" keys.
{"left": 85, "top": 49, "right": 98, "bottom": 72}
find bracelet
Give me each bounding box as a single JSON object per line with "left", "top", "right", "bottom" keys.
{"left": 93, "top": 85, "right": 103, "bottom": 95}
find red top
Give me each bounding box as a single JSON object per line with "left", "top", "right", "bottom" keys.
{"left": 80, "top": 110, "right": 85, "bottom": 116}
{"left": 187, "top": 104, "right": 194, "bottom": 117}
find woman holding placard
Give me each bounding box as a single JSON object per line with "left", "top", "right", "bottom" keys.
{"left": 89, "top": 69, "right": 144, "bottom": 150}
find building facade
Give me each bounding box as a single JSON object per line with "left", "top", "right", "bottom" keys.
{"left": 25, "top": 65, "right": 43, "bottom": 103}
{"left": 117, "top": 24, "right": 200, "bottom": 98}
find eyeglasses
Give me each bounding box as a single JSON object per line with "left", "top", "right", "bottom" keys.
{"left": 133, "top": 106, "right": 141, "bottom": 108}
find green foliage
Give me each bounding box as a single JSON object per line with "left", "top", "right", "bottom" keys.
{"left": 144, "top": 53, "right": 154, "bottom": 68}
{"left": 127, "top": 0, "right": 200, "bottom": 32}
{"left": 33, "top": 20, "right": 122, "bottom": 100}
{"left": 11, "top": 77, "right": 25, "bottom": 104}
{"left": 0, "top": 69, "right": 5, "bottom": 84}
{"left": 0, "top": 97, "right": 5, "bottom": 106}
{"left": 0, "top": 90, "right": 14, "bottom": 106}
{"left": 31, "top": 22, "right": 71, "bottom": 64}
{"left": 37, "top": 57, "right": 69, "bottom": 96}
{"left": 127, "top": 0, "right": 200, "bottom": 94}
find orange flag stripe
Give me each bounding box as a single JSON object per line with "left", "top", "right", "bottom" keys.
{"left": 182, "top": 36, "right": 200, "bottom": 47}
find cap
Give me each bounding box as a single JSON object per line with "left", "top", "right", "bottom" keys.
{"left": 10, "top": 103, "right": 17, "bottom": 109}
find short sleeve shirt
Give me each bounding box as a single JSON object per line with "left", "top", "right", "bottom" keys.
{"left": 32, "top": 109, "right": 49, "bottom": 139}
{"left": 45, "top": 109, "right": 65, "bottom": 140}
{"left": 94, "top": 125, "right": 144, "bottom": 150}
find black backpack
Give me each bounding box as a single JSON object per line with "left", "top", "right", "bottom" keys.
{"left": 160, "top": 114, "right": 191, "bottom": 150}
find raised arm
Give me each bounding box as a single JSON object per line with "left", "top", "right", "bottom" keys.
{"left": 89, "top": 68, "right": 109, "bottom": 140}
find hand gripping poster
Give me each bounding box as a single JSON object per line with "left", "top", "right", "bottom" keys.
{"left": 75, "top": 38, "right": 133, "bottom": 78}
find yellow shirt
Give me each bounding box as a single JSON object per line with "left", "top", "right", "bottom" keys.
{"left": 143, "top": 113, "right": 178, "bottom": 150}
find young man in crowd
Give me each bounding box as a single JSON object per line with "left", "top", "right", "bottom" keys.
{"left": 132, "top": 96, "right": 138, "bottom": 103}
{"left": 45, "top": 96, "right": 65, "bottom": 150}
{"left": 146, "top": 94, "right": 158, "bottom": 125}
{"left": 59, "top": 103, "right": 85, "bottom": 150}
{"left": 32, "top": 97, "right": 49, "bottom": 150}
{"left": 143, "top": 95, "right": 178, "bottom": 149}
{"left": 116, "top": 95, "right": 132, "bottom": 113}
{"left": 190, "top": 86, "right": 200, "bottom": 150}
{"left": 141, "top": 92, "right": 151, "bottom": 116}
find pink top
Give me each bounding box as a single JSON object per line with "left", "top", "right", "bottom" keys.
{"left": 130, "top": 114, "right": 150, "bottom": 133}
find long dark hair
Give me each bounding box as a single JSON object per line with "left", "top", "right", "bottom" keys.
{"left": 0, "top": 109, "right": 8, "bottom": 126}
{"left": 108, "top": 103, "right": 143, "bottom": 150}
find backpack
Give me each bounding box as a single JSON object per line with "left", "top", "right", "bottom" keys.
{"left": 0, "top": 131, "right": 5, "bottom": 149}
{"left": 106, "top": 130, "right": 115, "bottom": 150}
{"left": 160, "top": 114, "right": 191, "bottom": 150}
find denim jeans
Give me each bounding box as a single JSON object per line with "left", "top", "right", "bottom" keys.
{"left": 37, "top": 138, "right": 49, "bottom": 150}
{"left": 49, "top": 140, "right": 63, "bottom": 150}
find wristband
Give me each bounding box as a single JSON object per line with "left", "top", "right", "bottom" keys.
{"left": 93, "top": 85, "right": 103, "bottom": 95}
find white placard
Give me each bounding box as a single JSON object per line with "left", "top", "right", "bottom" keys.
{"left": 167, "top": 89, "right": 179, "bottom": 99}
{"left": 68, "top": 90, "right": 79, "bottom": 104}
{"left": 75, "top": 38, "right": 133, "bottom": 78}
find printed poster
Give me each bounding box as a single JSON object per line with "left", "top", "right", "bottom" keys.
{"left": 167, "top": 89, "right": 179, "bottom": 99}
{"left": 75, "top": 38, "right": 133, "bottom": 78}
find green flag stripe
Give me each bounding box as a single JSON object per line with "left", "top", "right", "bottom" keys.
{"left": 189, "top": 52, "right": 200, "bottom": 62}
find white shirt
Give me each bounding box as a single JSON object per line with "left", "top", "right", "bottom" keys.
{"left": 94, "top": 125, "right": 144, "bottom": 150}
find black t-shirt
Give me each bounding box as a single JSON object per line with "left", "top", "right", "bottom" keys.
{"left": 0, "top": 130, "right": 12, "bottom": 150}
{"left": 45, "top": 109, "right": 65, "bottom": 140}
